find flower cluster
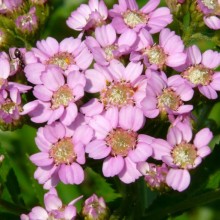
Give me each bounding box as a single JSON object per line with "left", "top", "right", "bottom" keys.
{"left": 0, "top": 0, "right": 219, "bottom": 219}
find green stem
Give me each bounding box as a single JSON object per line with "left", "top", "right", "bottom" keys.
{"left": 142, "top": 189, "right": 220, "bottom": 220}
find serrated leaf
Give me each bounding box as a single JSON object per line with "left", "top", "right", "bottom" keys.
{"left": 82, "top": 167, "right": 121, "bottom": 203}
{"left": 205, "top": 170, "right": 220, "bottom": 189}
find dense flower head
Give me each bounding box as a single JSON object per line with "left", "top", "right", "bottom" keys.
{"left": 82, "top": 194, "right": 109, "bottom": 220}
{"left": 66, "top": 0, "right": 108, "bottom": 31}
{"left": 109, "top": 0, "right": 173, "bottom": 34}
{"left": 24, "top": 36, "right": 93, "bottom": 84}
{"left": 21, "top": 188, "right": 81, "bottom": 220}
{"left": 86, "top": 106, "right": 152, "bottom": 183}
{"left": 30, "top": 120, "right": 93, "bottom": 188}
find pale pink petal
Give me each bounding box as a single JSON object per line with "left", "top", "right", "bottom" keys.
{"left": 85, "top": 140, "right": 111, "bottom": 159}
{"left": 124, "top": 62, "right": 143, "bottom": 83}
{"left": 44, "top": 194, "right": 62, "bottom": 211}
{"left": 198, "top": 85, "right": 218, "bottom": 99}
{"left": 30, "top": 152, "right": 53, "bottom": 167}
{"left": 60, "top": 103, "right": 78, "bottom": 126}
{"left": 80, "top": 98, "right": 104, "bottom": 116}
{"left": 102, "top": 156, "right": 124, "bottom": 177}
{"left": 194, "top": 128, "right": 213, "bottom": 148}
{"left": 186, "top": 45, "right": 202, "bottom": 65}
{"left": 73, "top": 125, "right": 94, "bottom": 145}
{"left": 166, "top": 169, "right": 190, "bottom": 192}
{"left": 151, "top": 138, "right": 171, "bottom": 160}
{"left": 104, "top": 106, "right": 119, "bottom": 129}
{"left": 202, "top": 50, "right": 220, "bottom": 69}
{"left": 29, "top": 207, "right": 48, "bottom": 220}
{"left": 108, "top": 60, "right": 125, "bottom": 81}
{"left": 85, "top": 69, "right": 106, "bottom": 93}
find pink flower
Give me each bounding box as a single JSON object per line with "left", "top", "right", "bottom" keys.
{"left": 131, "top": 28, "right": 187, "bottom": 70}
{"left": 66, "top": 0, "right": 108, "bottom": 31}
{"left": 24, "top": 36, "right": 93, "bottom": 84}
{"left": 0, "top": 83, "right": 31, "bottom": 125}
{"left": 85, "top": 24, "right": 137, "bottom": 66}
{"left": 141, "top": 69, "right": 193, "bottom": 119}
{"left": 197, "top": 0, "right": 220, "bottom": 30}
{"left": 21, "top": 188, "right": 81, "bottom": 220}
{"left": 30, "top": 121, "right": 93, "bottom": 188}
{"left": 22, "top": 67, "right": 86, "bottom": 125}
{"left": 15, "top": 7, "right": 38, "bottom": 32}
{"left": 86, "top": 106, "right": 152, "bottom": 183}
{"left": 0, "top": 0, "right": 22, "bottom": 14}
{"left": 137, "top": 162, "right": 169, "bottom": 191}
{"left": 109, "top": 0, "right": 172, "bottom": 34}
{"left": 81, "top": 60, "right": 147, "bottom": 116}
{"left": 82, "top": 194, "right": 109, "bottom": 220}
{"left": 176, "top": 45, "right": 220, "bottom": 99}
{"left": 152, "top": 123, "right": 213, "bottom": 191}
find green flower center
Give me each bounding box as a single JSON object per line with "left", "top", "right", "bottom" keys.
{"left": 172, "top": 143, "right": 197, "bottom": 169}
{"left": 104, "top": 45, "right": 118, "bottom": 61}
{"left": 106, "top": 128, "right": 137, "bottom": 157}
{"left": 49, "top": 138, "right": 76, "bottom": 165}
{"left": 1, "top": 100, "right": 16, "bottom": 114}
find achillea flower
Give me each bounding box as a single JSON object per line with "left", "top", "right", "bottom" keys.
{"left": 30, "top": 121, "right": 93, "bottom": 188}
{"left": 86, "top": 106, "right": 152, "bottom": 183}
{"left": 137, "top": 162, "right": 169, "bottom": 191}
{"left": 82, "top": 194, "right": 109, "bottom": 220}
{"left": 0, "top": 0, "right": 22, "bottom": 14}
{"left": 175, "top": 45, "right": 220, "bottom": 99}
{"left": 141, "top": 70, "right": 193, "bottom": 119}
{"left": 81, "top": 60, "right": 147, "bottom": 116}
{"left": 85, "top": 24, "right": 137, "bottom": 66}
{"left": 152, "top": 123, "right": 213, "bottom": 191}
{"left": 24, "top": 37, "right": 93, "bottom": 84}
{"left": 66, "top": 0, "right": 108, "bottom": 31}
{"left": 0, "top": 83, "right": 31, "bottom": 125}
{"left": 21, "top": 188, "right": 82, "bottom": 220}
{"left": 109, "top": 0, "right": 172, "bottom": 34}
{"left": 197, "top": 0, "right": 220, "bottom": 30}
{"left": 15, "top": 7, "right": 38, "bottom": 33}
{"left": 130, "top": 28, "right": 186, "bottom": 70}
{"left": 22, "top": 67, "right": 85, "bottom": 125}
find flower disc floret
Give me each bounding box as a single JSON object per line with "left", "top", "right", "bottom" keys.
{"left": 172, "top": 143, "right": 197, "bottom": 169}
{"left": 123, "top": 10, "right": 147, "bottom": 28}
{"left": 183, "top": 65, "right": 213, "bottom": 86}
{"left": 157, "top": 88, "right": 182, "bottom": 112}
{"left": 49, "top": 138, "right": 76, "bottom": 165}
{"left": 106, "top": 128, "right": 137, "bottom": 157}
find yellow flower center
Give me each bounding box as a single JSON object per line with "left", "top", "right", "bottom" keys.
{"left": 123, "top": 10, "right": 147, "bottom": 28}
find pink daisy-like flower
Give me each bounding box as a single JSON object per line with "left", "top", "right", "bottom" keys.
{"left": 22, "top": 67, "right": 85, "bottom": 125}
{"left": 66, "top": 0, "right": 108, "bottom": 31}
{"left": 85, "top": 24, "right": 137, "bottom": 66}
{"left": 86, "top": 106, "right": 152, "bottom": 183}
{"left": 30, "top": 121, "right": 93, "bottom": 188}
{"left": 81, "top": 60, "right": 147, "bottom": 116}
{"left": 197, "top": 0, "right": 220, "bottom": 30}
{"left": 24, "top": 36, "right": 93, "bottom": 84}
{"left": 152, "top": 123, "right": 213, "bottom": 191}
{"left": 141, "top": 69, "right": 193, "bottom": 119}
{"left": 175, "top": 45, "right": 220, "bottom": 99}
{"left": 137, "top": 162, "right": 169, "bottom": 191}
{"left": 131, "top": 28, "right": 186, "bottom": 70}
{"left": 21, "top": 188, "right": 82, "bottom": 220}
{"left": 109, "top": 0, "right": 172, "bottom": 34}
